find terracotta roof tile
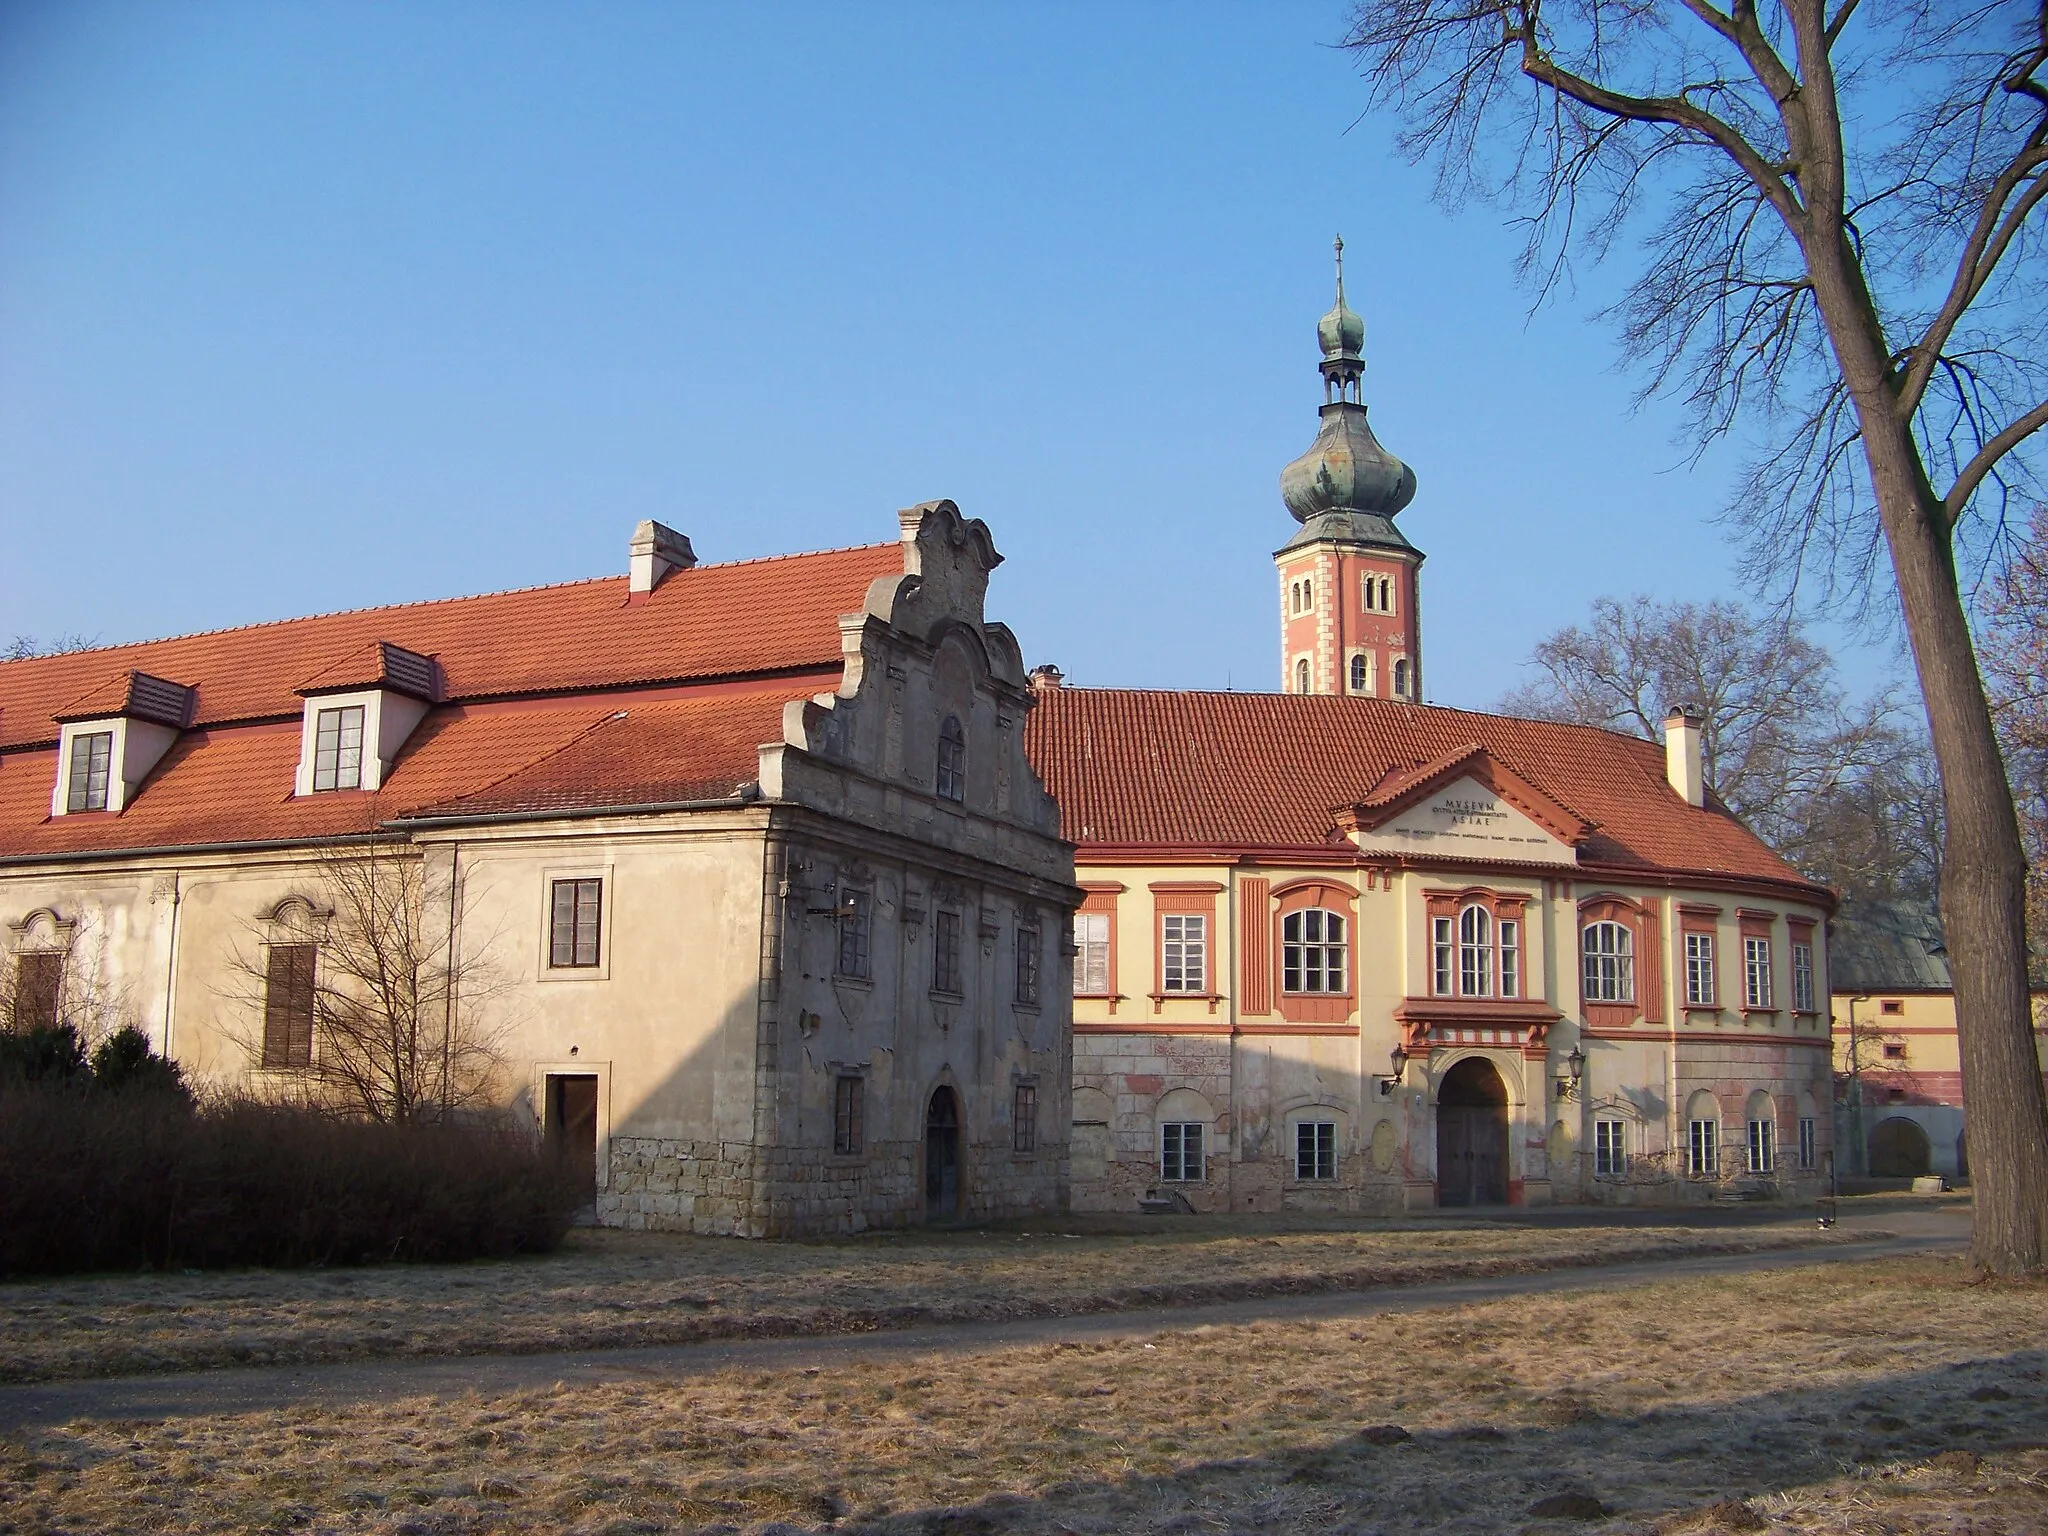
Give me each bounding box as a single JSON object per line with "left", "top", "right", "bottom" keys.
{"left": 1022, "top": 687, "right": 1823, "bottom": 895}
{"left": 0, "top": 542, "right": 899, "bottom": 749}
{"left": 0, "top": 541, "right": 898, "bottom": 857}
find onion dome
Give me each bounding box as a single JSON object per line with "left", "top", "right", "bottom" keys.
{"left": 1277, "top": 237, "right": 1418, "bottom": 552}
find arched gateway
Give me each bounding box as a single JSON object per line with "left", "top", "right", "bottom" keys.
{"left": 1436, "top": 1057, "right": 1509, "bottom": 1206}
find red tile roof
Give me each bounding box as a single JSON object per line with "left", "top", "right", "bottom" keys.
{"left": 1022, "top": 687, "right": 1825, "bottom": 897}
{"left": 0, "top": 544, "right": 902, "bottom": 857}
{"left": 0, "top": 542, "right": 899, "bottom": 750}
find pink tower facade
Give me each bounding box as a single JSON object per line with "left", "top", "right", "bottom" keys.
{"left": 1276, "top": 239, "right": 1424, "bottom": 700}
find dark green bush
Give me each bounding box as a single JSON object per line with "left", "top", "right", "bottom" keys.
{"left": 0, "top": 1024, "right": 90, "bottom": 1086}
{"left": 89, "top": 1026, "right": 192, "bottom": 1100}
{"left": 0, "top": 1085, "right": 582, "bottom": 1276}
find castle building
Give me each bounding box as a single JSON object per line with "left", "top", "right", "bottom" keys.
{"left": 1024, "top": 250, "right": 1837, "bottom": 1210}
{"left": 0, "top": 501, "right": 1078, "bottom": 1237}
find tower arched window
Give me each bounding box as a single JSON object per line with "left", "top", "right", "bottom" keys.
{"left": 1392, "top": 657, "right": 1410, "bottom": 697}
{"left": 1457, "top": 904, "right": 1493, "bottom": 997}
{"left": 936, "top": 715, "right": 966, "bottom": 802}
{"left": 1295, "top": 658, "right": 1310, "bottom": 694}
{"left": 1582, "top": 920, "right": 1635, "bottom": 1003}
{"left": 1282, "top": 908, "right": 1347, "bottom": 994}
{"left": 1348, "top": 653, "right": 1368, "bottom": 692}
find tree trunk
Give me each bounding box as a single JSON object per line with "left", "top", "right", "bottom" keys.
{"left": 1805, "top": 286, "right": 2048, "bottom": 1274}
{"left": 1786, "top": 49, "right": 2048, "bottom": 1268}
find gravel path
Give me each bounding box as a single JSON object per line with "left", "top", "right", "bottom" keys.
{"left": 0, "top": 1204, "right": 1965, "bottom": 1432}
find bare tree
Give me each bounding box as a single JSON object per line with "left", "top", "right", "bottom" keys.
{"left": 1345, "top": 0, "right": 2048, "bottom": 1274}
{"left": 225, "top": 842, "right": 511, "bottom": 1125}
{"left": 3, "top": 634, "right": 96, "bottom": 661}
{"left": 0, "top": 914, "right": 136, "bottom": 1047}
{"left": 1981, "top": 503, "right": 2048, "bottom": 983}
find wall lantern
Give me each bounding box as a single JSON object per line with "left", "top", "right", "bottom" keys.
{"left": 1556, "top": 1044, "right": 1586, "bottom": 1101}
{"left": 1379, "top": 1043, "right": 1409, "bottom": 1098}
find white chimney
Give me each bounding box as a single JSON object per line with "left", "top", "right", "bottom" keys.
{"left": 628, "top": 520, "right": 696, "bottom": 594}
{"left": 1664, "top": 707, "right": 1705, "bottom": 807}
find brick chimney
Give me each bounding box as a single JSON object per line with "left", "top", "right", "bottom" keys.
{"left": 1664, "top": 707, "right": 1704, "bottom": 807}
{"left": 1028, "top": 664, "right": 1065, "bottom": 694}
{"left": 628, "top": 520, "right": 696, "bottom": 595}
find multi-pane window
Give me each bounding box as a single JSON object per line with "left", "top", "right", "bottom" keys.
{"left": 1295, "top": 1121, "right": 1335, "bottom": 1181}
{"left": 1743, "top": 936, "right": 1774, "bottom": 1008}
{"left": 836, "top": 888, "right": 872, "bottom": 980}
{"left": 1348, "top": 653, "right": 1368, "bottom": 691}
{"left": 262, "top": 943, "right": 316, "bottom": 1069}
{"left": 1012, "top": 1083, "right": 1037, "bottom": 1153}
{"left": 1015, "top": 923, "right": 1042, "bottom": 1006}
{"left": 10, "top": 951, "right": 63, "bottom": 1032}
{"left": 1498, "top": 918, "right": 1520, "bottom": 998}
{"left": 1161, "top": 914, "right": 1207, "bottom": 994}
{"left": 311, "top": 705, "right": 366, "bottom": 792}
{"left": 1582, "top": 921, "right": 1635, "bottom": 1004}
{"left": 65, "top": 731, "right": 113, "bottom": 813}
{"left": 1594, "top": 1119, "right": 1628, "bottom": 1177}
{"left": 1160, "top": 1121, "right": 1205, "bottom": 1182}
{"left": 833, "top": 1075, "right": 863, "bottom": 1155}
{"left": 1432, "top": 916, "right": 1455, "bottom": 996}
{"left": 933, "top": 910, "right": 963, "bottom": 994}
{"left": 1684, "top": 932, "right": 1717, "bottom": 1006}
{"left": 935, "top": 716, "right": 966, "bottom": 802}
{"left": 1748, "top": 1117, "right": 1776, "bottom": 1174}
{"left": 1295, "top": 657, "right": 1310, "bottom": 693}
{"left": 1392, "top": 658, "right": 1411, "bottom": 697}
{"left": 1282, "top": 908, "right": 1346, "bottom": 993}
{"left": 1458, "top": 904, "right": 1494, "bottom": 997}
{"left": 1798, "top": 1117, "right": 1817, "bottom": 1170}
{"left": 1687, "top": 1118, "right": 1720, "bottom": 1177}
{"left": 1791, "top": 941, "right": 1815, "bottom": 1012}
{"left": 1074, "top": 912, "right": 1110, "bottom": 995}
{"left": 549, "top": 878, "right": 603, "bottom": 968}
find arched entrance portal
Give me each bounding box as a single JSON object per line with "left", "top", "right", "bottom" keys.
{"left": 1869, "top": 1116, "right": 1931, "bottom": 1178}
{"left": 925, "top": 1087, "right": 961, "bottom": 1219}
{"left": 1437, "top": 1057, "right": 1509, "bottom": 1206}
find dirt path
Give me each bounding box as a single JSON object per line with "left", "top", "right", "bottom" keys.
{"left": 0, "top": 1208, "right": 1964, "bottom": 1432}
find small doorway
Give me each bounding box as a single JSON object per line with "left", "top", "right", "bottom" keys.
{"left": 1436, "top": 1057, "right": 1509, "bottom": 1206}
{"left": 546, "top": 1074, "right": 600, "bottom": 1211}
{"left": 926, "top": 1086, "right": 961, "bottom": 1220}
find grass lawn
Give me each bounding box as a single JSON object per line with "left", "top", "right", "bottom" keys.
{"left": 0, "top": 1212, "right": 1852, "bottom": 1384}
{"left": 2, "top": 1256, "right": 2041, "bottom": 1534}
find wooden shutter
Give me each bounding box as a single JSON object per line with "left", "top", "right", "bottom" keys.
{"left": 263, "top": 944, "right": 315, "bottom": 1067}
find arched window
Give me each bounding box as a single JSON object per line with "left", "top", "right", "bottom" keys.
{"left": 1582, "top": 920, "right": 1635, "bottom": 1003}
{"left": 936, "top": 715, "right": 966, "bottom": 802}
{"left": 1348, "top": 653, "right": 1368, "bottom": 692}
{"left": 1458, "top": 903, "right": 1493, "bottom": 997}
{"left": 1295, "top": 657, "right": 1310, "bottom": 693}
{"left": 1302, "top": 577, "right": 1313, "bottom": 610}
{"left": 1392, "top": 657, "right": 1410, "bottom": 697}
{"left": 1282, "top": 908, "right": 1347, "bottom": 994}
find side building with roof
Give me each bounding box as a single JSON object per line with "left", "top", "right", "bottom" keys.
{"left": 0, "top": 500, "right": 1079, "bottom": 1237}
{"left": 1022, "top": 251, "right": 1837, "bottom": 1211}
{"left": 1828, "top": 896, "right": 2048, "bottom": 1183}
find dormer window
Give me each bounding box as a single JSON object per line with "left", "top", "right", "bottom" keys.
{"left": 312, "top": 706, "right": 366, "bottom": 792}
{"left": 293, "top": 642, "right": 438, "bottom": 797}
{"left": 50, "top": 670, "right": 195, "bottom": 817}
{"left": 65, "top": 731, "right": 113, "bottom": 812}
{"left": 937, "top": 715, "right": 966, "bottom": 802}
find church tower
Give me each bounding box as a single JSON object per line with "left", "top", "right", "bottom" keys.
{"left": 1276, "top": 239, "right": 1423, "bottom": 700}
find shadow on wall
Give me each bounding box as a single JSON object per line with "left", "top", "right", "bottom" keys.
{"left": 816, "top": 1349, "right": 2048, "bottom": 1532}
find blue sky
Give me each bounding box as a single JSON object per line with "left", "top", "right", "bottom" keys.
{"left": 0, "top": 1, "right": 1895, "bottom": 708}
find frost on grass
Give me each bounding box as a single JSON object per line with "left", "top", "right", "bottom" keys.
{"left": 0, "top": 1215, "right": 1846, "bottom": 1383}
{"left": 3, "top": 1258, "right": 2043, "bottom": 1535}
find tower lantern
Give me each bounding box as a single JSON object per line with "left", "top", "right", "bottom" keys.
{"left": 1275, "top": 238, "right": 1424, "bottom": 700}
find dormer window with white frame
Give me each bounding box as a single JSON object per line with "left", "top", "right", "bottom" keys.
{"left": 293, "top": 642, "right": 438, "bottom": 797}
{"left": 50, "top": 670, "right": 195, "bottom": 818}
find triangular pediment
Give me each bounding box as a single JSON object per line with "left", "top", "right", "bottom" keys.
{"left": 1334, "top": 745, "right": 1592, "bottom": 865}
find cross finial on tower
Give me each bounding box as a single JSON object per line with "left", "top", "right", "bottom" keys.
{"left": 1333, "top": 235, "right": 1345, "bottom": 305}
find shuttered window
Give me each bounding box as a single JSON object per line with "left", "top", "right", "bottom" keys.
{"left": 262, "top": 943, "right": 316, "bottom": 1068}
{"left": 550, "top": 878, "right": 603, "bottom": 968}
{"left": 1074, "top": 912, "right": 1110, "bottom": 995}
{"left": 11, "top": 952, "right": 63, "bottom": 1032}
